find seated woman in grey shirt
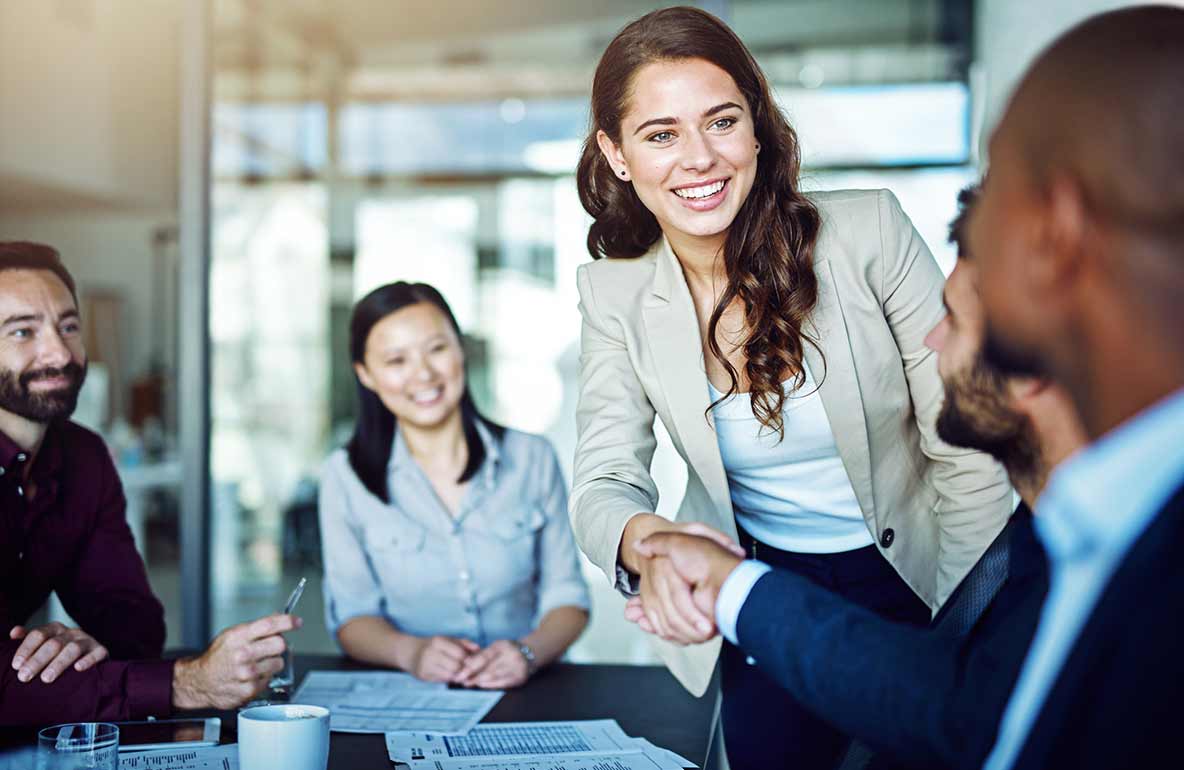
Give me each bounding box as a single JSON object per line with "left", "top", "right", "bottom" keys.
{"left": 318, "top": 281, "right": 590, "bottom": 688}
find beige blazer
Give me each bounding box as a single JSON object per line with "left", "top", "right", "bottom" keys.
{"left": 570, "top": 189, "right": 1013, "bottom": 696}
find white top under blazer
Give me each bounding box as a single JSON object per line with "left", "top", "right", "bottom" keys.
{"left": 708, "top": 359, "right": 874, "bottom": 553}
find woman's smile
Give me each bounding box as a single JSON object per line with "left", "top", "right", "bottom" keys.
{"left": 672, "top": 177, "right": 730, "bottom": 211}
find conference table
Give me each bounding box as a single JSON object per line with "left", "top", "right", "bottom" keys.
{"left": 0, "top": 655, "right": 717, "bottom": 768}
{"left": 214, "top": 655, "right": 718, "bottom": 769}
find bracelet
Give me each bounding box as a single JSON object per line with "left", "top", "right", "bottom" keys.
{"left": 516, "top": 640, "right": 538, "bottom": 674}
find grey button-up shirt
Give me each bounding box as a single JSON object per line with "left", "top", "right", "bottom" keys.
{"left": 318, "top": 424, "right": 590, "bottom": 647}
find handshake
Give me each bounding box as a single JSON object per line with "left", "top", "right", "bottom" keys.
{"left": 621, "top": 515, "right": 748, "bottom": 646}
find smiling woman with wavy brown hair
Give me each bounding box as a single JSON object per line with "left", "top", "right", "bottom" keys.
{"left": 577, "top": 7, "right": 821, "bottom": 435}
{"left": 568, "top": 7, "right": 1013, "bottom": 770}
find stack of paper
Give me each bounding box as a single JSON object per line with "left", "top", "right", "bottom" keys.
{"left": 292, "top": 671, "right": 503, "bottom": 735}
{"left": 385, "top": 720, "right": 696, "bottom": 770}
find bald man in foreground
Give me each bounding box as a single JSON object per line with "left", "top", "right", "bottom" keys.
{"left": 966, "top": 7, "right": 1184, "bottom": 770}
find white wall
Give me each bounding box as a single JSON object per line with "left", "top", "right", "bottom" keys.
{"left": 0, "top": 0, "right": 182, "bottom": 420}
{"left": 0, "top": 0, "right": 180, "bottom": 208}
{"left": 975, "top": 0, "right": 1165, "bottom": 142}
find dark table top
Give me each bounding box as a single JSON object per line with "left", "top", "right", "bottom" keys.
{"left": 231, "top": 655, "right": 717, "bottom": 769}
{"left": 0, "top": 655, "right": 716, "bottom": 768}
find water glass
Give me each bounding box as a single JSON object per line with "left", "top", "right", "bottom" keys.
{"left": 37, "top": 723, "right": 118, "bottom": 770}
{"left": 269, "top": 643, "right": 295, "bottom": 698}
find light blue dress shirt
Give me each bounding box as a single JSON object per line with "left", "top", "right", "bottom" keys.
{"left": 318, "top": 423, "right": 590, "bottom": 648}
{"left": 983, "top": 387, "right": 1184, "bottom": 770}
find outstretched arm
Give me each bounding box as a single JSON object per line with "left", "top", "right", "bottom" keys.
{"left": 628, "top": 531, "right": 1014, "bottom": 769}
{"left": 733, "top": 570, "right": 999, "bottom": 769}
{"left": 572, "top": 266, "right": 742, "bottom": 645}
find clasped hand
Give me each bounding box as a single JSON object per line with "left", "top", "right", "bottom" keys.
{"left": 410, "top": 637, "right": 531, "bottom": 690}
{"left": 624, "top": 523, "right": 746, "bottom": 646}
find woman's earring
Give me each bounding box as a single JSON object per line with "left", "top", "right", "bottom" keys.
{"left": 755, "top": 142, "right": 761, "bottom": 153}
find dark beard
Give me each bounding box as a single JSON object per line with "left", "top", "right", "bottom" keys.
{"left": 982, "top": 321, "right": 1047, "bottom": 378}
{"left": 0, "top": 362, "right": 87, "bottom": 423}
{"left": 937, "top": 355, "right": 1039, "bottom": 480}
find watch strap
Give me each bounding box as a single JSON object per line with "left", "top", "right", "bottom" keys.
{"left": 516, "top": 640, "right": 538, "bottom": 674}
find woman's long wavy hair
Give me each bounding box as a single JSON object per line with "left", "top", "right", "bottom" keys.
{"left": 346, "top": 282, "right": 503, "bottom": 502}
{"left": 576, "top": 6, "right": 823, "bottom": 438}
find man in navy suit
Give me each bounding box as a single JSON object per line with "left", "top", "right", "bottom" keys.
{"left": 628, "top": 186, "right": 1088, "bottom": 769}
{"left": 964, "top": 7, "right": 1184, "bottom": 770}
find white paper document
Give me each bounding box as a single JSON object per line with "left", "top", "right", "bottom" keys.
{"left": 385, "top": 720, "right": 696, "bottom": 770}
{"left": 408, "top": 753, "right": 685, "bottom": 770}
{"left": 293, "top": 670, "right": 502, "bottom": 734}
{"left": 294, "top": 670, "right": 447, "bottom": 698}
{"left": 118, "top": 744, "right": 238, "bottom": 770}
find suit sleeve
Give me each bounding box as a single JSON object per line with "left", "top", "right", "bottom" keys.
{"left": 0, "top": 637, "right": 173, "bottom": 725}
{"left": 569, "top": 264, "right": 661, "bottom": 588}
{"left": 55, "top": 443, "right": 166, "bottom": 660}
{"left": 737, "top": 569, "right": 997, "bottom": 769}
{"left": 876, "top": 189, "right": 1013, "bottom": 604}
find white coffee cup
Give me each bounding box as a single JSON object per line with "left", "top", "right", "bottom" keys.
{"left": 237, "top": 704, "right": 330, "bottom": 770}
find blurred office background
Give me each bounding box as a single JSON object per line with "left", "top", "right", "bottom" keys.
{"left": 0, "top": 0, "right": 1154, "bottom": 660}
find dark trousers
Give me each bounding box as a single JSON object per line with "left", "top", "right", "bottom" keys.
{"left": 721, "top": 527, "right": 931, "bottom": 770}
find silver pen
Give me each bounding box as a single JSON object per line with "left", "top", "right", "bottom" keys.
{"left": 283, "top": 577, "right": 307, "bottom": 615}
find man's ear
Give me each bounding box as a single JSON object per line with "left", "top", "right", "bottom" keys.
{"left": 1006, "top": 375, "right": 1048, "bottom": 405}
{"left": 596, "top": 130, "right": 630, "bottom": 180}
{"left": 1038, "top": 172, "right": 1089, "bottom": 287}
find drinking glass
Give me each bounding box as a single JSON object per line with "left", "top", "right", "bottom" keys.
{"left": 269, "top": 644, "right": 295, "bottom": 698}
{"left": 266, "top": 576, "right": 306, "bottom": 701}
{"left": 37, "top": 723, "right": 118, "bottom": 770}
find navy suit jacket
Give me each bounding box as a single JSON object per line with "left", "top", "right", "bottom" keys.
{"left": 735, "top": 505, "right": 1047, "bottom": 770}
{"left": 1009, "top": 482, "right": 1184, "bottom": 770}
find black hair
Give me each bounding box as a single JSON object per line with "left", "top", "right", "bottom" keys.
{"left": 0, "top": 241, "right": 79, "bottom": 302}
{"left": 346, "top": 281, "right": 503, "bottom": 502}
{"left": 948, "top": 184, "right": 981, "bottom": 259}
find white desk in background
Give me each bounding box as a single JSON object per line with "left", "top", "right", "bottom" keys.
{"left": 118, "top": 458, "right": 184, "bottom": 555}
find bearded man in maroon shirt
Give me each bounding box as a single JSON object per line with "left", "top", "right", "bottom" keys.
{"left": 0, "top": 241, "right": 301, "bottom": 726}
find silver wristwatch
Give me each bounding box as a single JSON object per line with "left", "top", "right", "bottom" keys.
{"left": 516, "top": 640, "right": 538, "bottom": 674}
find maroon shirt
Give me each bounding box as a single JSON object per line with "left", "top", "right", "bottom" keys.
{"left": 1, "top": 421, "right": 173, "bottom": 727}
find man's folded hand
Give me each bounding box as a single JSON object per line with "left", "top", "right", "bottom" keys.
{"left": 9, "top": 622, "right": 109, "bottom": 684}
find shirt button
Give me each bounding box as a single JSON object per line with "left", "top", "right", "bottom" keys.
{"left": 16, "top": 486, "right": 23, "bottom": 497}
{"left": 15, "top": 453, "right": 26, "bottom": 462}
{"left": 459, "top": 571, "right": 470, "bottom": 581}
{"left": 745, "top": 656, "right": 757, "bottom": 666}
{"left": 880, "top": 528, "right": 895, "bottom": 548}
{"left": 0, "top": 467, "right": 5, "bottom": 476}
